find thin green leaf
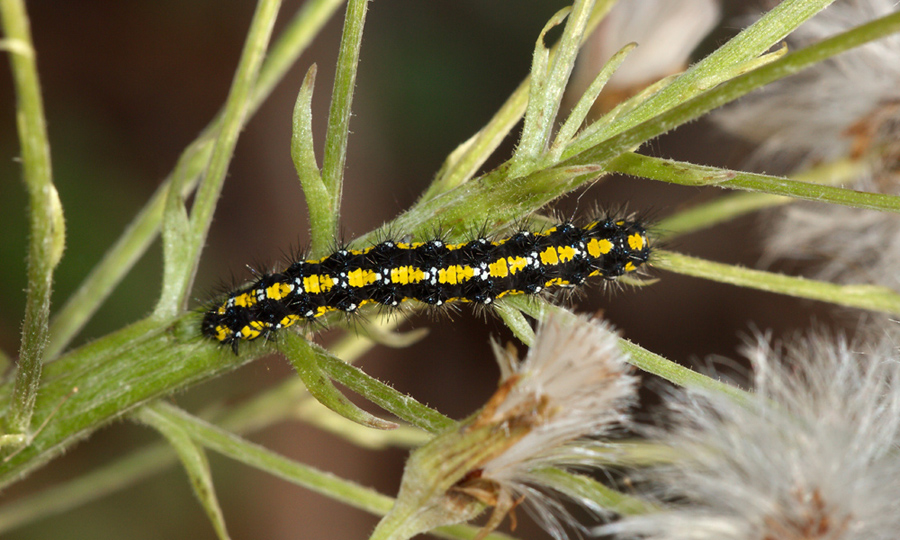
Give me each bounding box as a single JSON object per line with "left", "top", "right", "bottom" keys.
{"left": 573, "top": 0, "right": 836, "bottom": 152}
{"left": 609, "top": 152, "right": 900, "bottom": 213}
{"left": 158, "top": 152, "right": 195, "bottom": 318}
{"left": 280, "top": 332, "right": 397, "bottom": 430}
{"left": 158, "top": 0, "right": 282, "bottom": 317}
{"left": 572, "top": 72, "right": 678, "bottom": 149}
{"left": 292, "top": 65, "right": 333, "bottom": 251}
{"left": 425, "top": 81, "right": 531, "bottom": 199}
{"left": 563, "top": 6, "right": 900, "bottom": 167}
{"left": 313, "top": 341, "right": 455, "bottom": 433}
{"left": 317, "top": 0, "right": 368, "bottom": 255}
{"left": 618, "top": 337, "right": 751, "bottom": 401}
{"left": 135, "top": 404, "right": 231, "bottom": 540}
{"left": 654, "top": 157, "right": 873, "bottom": 241}
{"left": 524, "top": 0, "right": 595, "bottom": 162}
{"left": 696, "top": 42, "right": 788, "bottom": 88}
{"left": 654, "top": 250, "right": 900, "bottom": 317}
{"left": 425, "top": 0, "right": 616, "bottom": 199}
{"left": 494, "top": 303, "right": 537, "bottom": 347}
{"left": 530, "top": 467, "right": 656, "bottom": 516}
{"left": 550, "top": 42, "right": 636, "bottom": 160}
{"left": 254, "top": 0, "right": 345, "bottom": 104}
{"left": 513, "top": 5, "right": 570, "bottom": 168}
{"left": 46, "top": 139, "right": 211, "bottom": 358}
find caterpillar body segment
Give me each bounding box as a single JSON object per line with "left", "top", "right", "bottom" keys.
{"left": 202, "top": 218, "right": 651, "bottom": 351}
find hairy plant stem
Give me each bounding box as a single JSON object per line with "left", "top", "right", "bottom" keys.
{"left": 1, "top": 0, "right": 63, "bottom": 438}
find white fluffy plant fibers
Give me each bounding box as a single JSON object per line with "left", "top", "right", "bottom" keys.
{"left": 481, "top": 311, "right": 638, "bottom": 478}
{"left": 714, "top": 0, "right": 900, "bottom": 293}
{"left": 602, "top": 333, "right": 900, "bottom": 540}
{"left": 370, "top": 312, "right": 638, "bottom": 540}
{"left": 714, "top": 0, "right": 900, "bottom": 170}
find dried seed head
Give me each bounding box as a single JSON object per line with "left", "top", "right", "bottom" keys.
{"left": 372, "top": 312, "right": 639, "bottom": 540}
{"left": 602, "top": 331, "right": 900, "bottom": 540}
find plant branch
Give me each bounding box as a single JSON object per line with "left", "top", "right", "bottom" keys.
{"left": 610, "top": 152, "right": 900, "bottom": 214}
{"left": 150, "top": 402, "right": 513, "bottom": 540}
{"left": 316, "top": 0, "right": 368, "bottom": 255}
{"left": 157, "top": 0, "right": 282, "bottom": 317}
{"left": 654, "top": 250, "right": 900, "bottom": 316}
{"left": 1, "top": 0, "right": 64, "bottom": 436}
{"left": 654, "top": 158, "right": 871, "bottom": 241}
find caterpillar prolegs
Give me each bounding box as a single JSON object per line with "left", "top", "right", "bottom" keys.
{"left": 202, "top": 218, "right": 651, "bottom": 351}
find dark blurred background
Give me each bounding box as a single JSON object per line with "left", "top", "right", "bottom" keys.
{"left": 0, "top": 1, "right": 840, "bottom": 539}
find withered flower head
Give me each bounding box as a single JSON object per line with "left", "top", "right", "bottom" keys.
{"left": 371, "top": 312, "right": 638, "bottom": 540}
{"left": 601, "top": 331, "right": 900, "bottom": 540}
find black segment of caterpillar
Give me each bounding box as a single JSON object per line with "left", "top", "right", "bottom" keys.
{"left": 202, "top": 217, "right": 651, "bottom": 352}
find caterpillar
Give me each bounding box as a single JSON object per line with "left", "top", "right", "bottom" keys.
{"left": 202, "top": 217, "right": 651, "bottom": 352}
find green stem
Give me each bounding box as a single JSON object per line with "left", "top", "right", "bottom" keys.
{"left": 505, "top": 297, "right": 749, "bottom": 399}
{"left": 149, "top": 403, "right": 512, "bottom": 540}
{"left": 654, "top": 158, "right": 871, "bottom": 241}
{"left": 315, "top": 0, "right": 368, "bottom": 255}
{"left": 654, "top": 250, "right": 900, "bottom": 316}
{"left": 157, "top": 0, "right": 282, "bottom": 317}
{"left": 609, "top": 153, "right": 900, "bottom": 214}
{"left": 0, "top": 321, "right": 394, "bottom": 534}
{"left": 1, "top": 0, "right": 63, "bottom": 435}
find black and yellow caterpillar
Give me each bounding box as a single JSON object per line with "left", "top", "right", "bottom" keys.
{"left": 202, "top": 218, "right": 651, "bottom": 351}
